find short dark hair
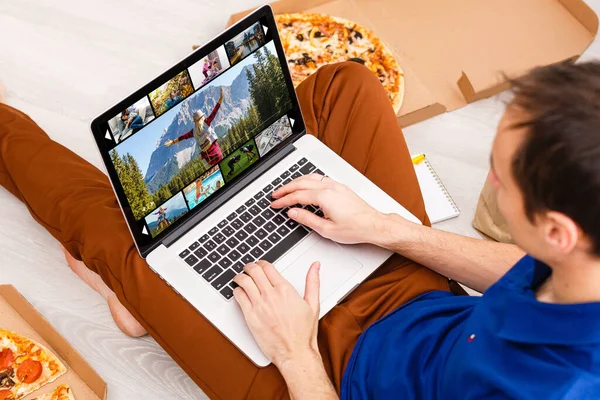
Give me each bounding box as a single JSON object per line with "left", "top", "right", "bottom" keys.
{"left": 508, "top": 60, "right": 600, "bottom": 255}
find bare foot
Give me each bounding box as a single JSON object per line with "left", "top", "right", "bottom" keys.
{"left": 62, "top": 247, "right": 147, "bottom": 338}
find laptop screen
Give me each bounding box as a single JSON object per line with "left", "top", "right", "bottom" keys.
{"left": 90, "top": 7, "right": 305, "bottom": 254}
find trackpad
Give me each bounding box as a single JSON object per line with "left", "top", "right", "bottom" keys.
{"left": 281, "top": 239, "right": 363, "bottom": 302}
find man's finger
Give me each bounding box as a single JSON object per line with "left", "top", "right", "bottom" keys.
{"left": 304, "top": 261, "right": 321, "bottom": 312}
{"left": 272, "top": 175, "right": 327, "bottom": 199}
{"left": 256, "top": 260, "right": 287, "bottom": 287}
{"left": 287, "top": 207, "right": 331, "bottom": 234}
{"left": 232, "top": 272, "right": 261, "bottom": 302}
{"left": 233, "top": 287, "right": 252, "bottom": 314}
{"left": 244, "top": 262, "right": 274, "bottom": 294}
{"left": 270, "top": 189, "right": 322, "bottom": 209}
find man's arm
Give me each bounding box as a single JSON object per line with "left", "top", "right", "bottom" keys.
{"left": 278, "top": 353, "right": 338, "bottom": 400}
{"left": 164, "top": 130, "right": 193, "bottom": 146}
{"left": 270, "top": 175, "right": 524, "bottom": 293}
{"left": 374, "top": 214, "right": 524, "bottom": 292}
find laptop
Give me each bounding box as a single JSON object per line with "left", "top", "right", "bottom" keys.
{"left": 90, "top": 5, "right": 421, "bottom": 366}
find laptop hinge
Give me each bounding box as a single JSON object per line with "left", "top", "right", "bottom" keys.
{"left": 160, "top": 142, "right": 297, "bottom": 248}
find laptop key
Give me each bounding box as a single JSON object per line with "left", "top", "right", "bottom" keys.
{"left": 213, "top": 269, "right": 236, "bottom": 290}
{"left": 271, "top": 177, "right": 282, "bottom": 186}
{"left": 227, "top": 212, "right": 237, "bottom": 221}
{"left": 232, "top": 261, "right": 244, "bottom": 273}
{"left": 236, "top": 205, "right": 247, "bottom": 214}
{"left": 246, "top": 235, "right": 259, "bottom": 247}
{"left": 235, "top": 230, "right": 249, "bottom": 241}
{"left": 268, "top": 232, "right": 282, "bottom": 244}
{"left": 255, "top": 228, "right": 268, "bottom": 240}
{"left": 264, "top": 221, "right": 277, "bottom": 232}
{"left": 299, "top": 162, "right": 316, "bottom": 175}
{"left": 253, "top": 192, "right": 263, "bottom": 201}
{"left": 229, "top": 249, "right": 242, "bottom": 261}
{"left": 250, "top": 247, "right": 264, "bottom": 258}
{"left": 314, "top": 169, "right": 324, "bottom": 176}
{"left": 208, "top": 252, "right": 221, "bottom": 263}
{"left": 259, "top": 240, "right": 273, "bottom": 251}
{"left": 231, "top": 218, "right": 244, "bottom": 230}
{"left": 218, "top": 257, "right": 232, "bottom": 269}
{"left": 193, "top": 259, "right": 211, "bottom": 275}
{"left": 202, "top": 266, "right": 223, "bottom": 282}
{"left": 189, "top": 242, "right": 200, "bottom": 251}
{"left": 253, "top": 215, "right": 266, "bottom": 227}
{"left": 285, "top": 219, "right": 299, "bottom": 229}
{"left": 297, "top": 157, "right": 308, "bottom": 166}
{"left": 280, "top": 170, "right": 291, "bottom": 179}
{"left": 289, "top": 164, "right": 300, "bottom": 172}
{"left": 213, "top": 232, "right": 226, "bottom": 244}
{"left": 277, "top": 225, "right": 290, "bottom": 237}
{"left": 184, "top": 254, "right": 199, "bottom": 266}
{"left": 277, "top": 206, "right": 289, "bottom": 215}
{"left": 244, "top": 223, "right": 258, "bottom": 234}
{"left": 194, "top": 248, "right": 208, "bottom": 259}
{"left": 204, "top": 239, "right": 217, "bottom": 251}
{"left": 230, "top": 281, "right": 239, "bottom": 289}
{"left": 179, "top": 249, "right": 191, "bottom": 259}
{"left": 199, "top": 234, "right": 210, "bottom": 243}
{"left": 262, "top": 227, "right": 309, "bottom": 263}
{"left": 261, "top": 209, "right": 275, "bottom": 220}
{"left": 315, "top": 210, "right": 325, "bottom": 218}
{"left": 218, "top": 219, "right": 228, "bottom": 229}
{"left": 240, "top": 212, "right": 252, "bottom": 223}
{"left": 257, "top": 198, "right": 270, "bottom": 209}
{"left": 241, "top": 254, "right": 254, "bottom": 264}
{"left": 263, "top": 184, "right": 273, "bottom": 193}
{"left": 282, "top": 178, "right": 292, "bottom": 185}
{"left": 248, "top": 205, "right": 261, "bottom": 216}
{"left": 305, "top": 205, "right": 317, "bottom": 213}
{"left": 226, "top": 237, "right": 240, "bottom": 248}
{"left": 222, "top": 226, "right": 235, "bottom": 237}
{"left": 220, "top": 286, "right": 234, "bottom": 300}
{"left": 209, "top": 227, "right": 219, "bottom": 235}
{"left": 245, "top": 198, "right": 255, "bottom": 207}
{"left": 291, "top": 171, "right": 302, "bottom": 179}
{"left": 217, "top": 244, "right": 230, "bottom": 256}
{"left": 272, "top": 215, "right": 286, "bottom": 225}
{"left": 237, "top": 242, "right": 250, "bottom": 254}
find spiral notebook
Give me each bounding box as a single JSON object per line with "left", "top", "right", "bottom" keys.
{"left": 412, "top": 154, "right": 460, "bottom": 224}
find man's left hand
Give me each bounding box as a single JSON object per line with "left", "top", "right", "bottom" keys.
{"left": 232, "top": 260, "right": 321, "bottom": 368}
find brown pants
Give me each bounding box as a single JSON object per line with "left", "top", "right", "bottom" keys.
{"left": 0, "top": 62, "right": 449, "bottom": 399}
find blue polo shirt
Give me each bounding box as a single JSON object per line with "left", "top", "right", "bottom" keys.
{"left": 341, "top": 255, "right": 600, "bottom": 399}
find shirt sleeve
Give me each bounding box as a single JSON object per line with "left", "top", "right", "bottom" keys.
{"left": 205, "top": 101, "right": 222, "bottom": 127}
{"left": 176, "top": 130, "right": 194, "bottom": 141}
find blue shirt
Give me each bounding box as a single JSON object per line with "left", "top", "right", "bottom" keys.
{"left": 341, "top": 256, "right": 600, "bottom": 399}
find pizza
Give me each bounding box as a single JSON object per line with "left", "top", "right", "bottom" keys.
{"left": 0, "top": 329, "right": 67, "bottom": 400}
{"left": 275, "top": 13, "right": 405, "bottom": 113}
{"left": 32, "top": 384, "right": 75, "bottom": 400}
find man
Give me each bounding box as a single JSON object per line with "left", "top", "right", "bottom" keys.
{"left": 0, "top": 61, "right": 598, "bottom": 399}
{"left": 164, "top": 91, "right": 182, "bottom": 110}
{"left": 163, "top": 87, "right": 224, "bottom": 166}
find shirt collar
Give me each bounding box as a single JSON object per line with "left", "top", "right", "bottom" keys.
{"left": 497, "top": 256, "right": 600, "bottom": 346}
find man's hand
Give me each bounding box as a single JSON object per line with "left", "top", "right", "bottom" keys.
{"left": 232, "top": 260, "right": 321, "bottom": 367}
{"left": 271, "top": 174, "right": 385, "bottom": 244}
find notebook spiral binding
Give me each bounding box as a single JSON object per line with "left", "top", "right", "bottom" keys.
{"left": 424, "top": 159, "right": 460, "bottom": 214}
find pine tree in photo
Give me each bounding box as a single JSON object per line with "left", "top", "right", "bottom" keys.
{"left": 123, "top": 153, "right": 156, "bottom": 220}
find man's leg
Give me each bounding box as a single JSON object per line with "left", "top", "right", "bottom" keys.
{"left": 292, "top": 62, "right": 451, "bottom": 391}
{"left": 0, "top": 103, "right": 282, "bottom": 400}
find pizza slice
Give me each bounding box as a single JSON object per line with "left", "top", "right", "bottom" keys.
{"left": 0, "top": 329, "right": 67, "bottom": 400}
{"left": 32, "top": 384, "right": 75, "bottom": 400}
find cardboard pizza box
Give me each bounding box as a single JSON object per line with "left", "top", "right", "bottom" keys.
{"left": 0, "top": 285, "right": 107, "bottom": 400}
{"left": 227, "top": 0, "right": 598, "bottom": 127}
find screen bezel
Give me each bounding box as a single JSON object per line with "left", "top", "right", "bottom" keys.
{"left": 89, "top": 5, "right": 306, "bottom": 257}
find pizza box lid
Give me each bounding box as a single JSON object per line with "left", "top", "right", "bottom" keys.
{"left": 0, "top": 285, "right": 107, "bottom": 400}
{"left": 226, "top": 0, "right": 598, "bottom": 127}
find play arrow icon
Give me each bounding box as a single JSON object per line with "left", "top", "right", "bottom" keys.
{"left": 263, "top": 25, "right": 269, "bottom": 34}
{"left": 142, "top": 226, "right": 149, "bottom": 235}
{"left": 105, "top": 130, "right": 112, "bottom": 141}
{"left": 289, "top": 117, "right": 295, "bottom": 127}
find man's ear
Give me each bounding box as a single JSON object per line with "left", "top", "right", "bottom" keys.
{"left": 543, "top": 211, "right": 580, "bottom": 255}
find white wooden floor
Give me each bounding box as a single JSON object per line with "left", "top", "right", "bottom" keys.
{"left": 1, "top": 1, "right": 599, "bottom": 399}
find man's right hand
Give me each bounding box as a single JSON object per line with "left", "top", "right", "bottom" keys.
{"left": 270, "top": 174, "right": 385, "bottom": 245}
{"left": 164, "top": 140, "right": 174, "bottom": 147}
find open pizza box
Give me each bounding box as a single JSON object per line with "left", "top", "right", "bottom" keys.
{"left": 227, "top": 0, "right": 598, "bottom": 127}
{"left": 0, "top": 285, "right": 107, "bottom": 400}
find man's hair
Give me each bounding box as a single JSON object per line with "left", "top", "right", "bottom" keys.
{"left": 508, "top": 60, "right": 600, "bottom": 255}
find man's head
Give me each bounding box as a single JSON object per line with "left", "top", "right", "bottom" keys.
{"left": 194, "top": 110, "right": 206, "bottom": 125}
{"left": 491, "top": 61, "right": 600, "bottom": 265}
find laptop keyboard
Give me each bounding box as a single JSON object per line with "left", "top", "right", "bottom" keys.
{"left": 177, "top": 158, "right": 326, "bottom": 301}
